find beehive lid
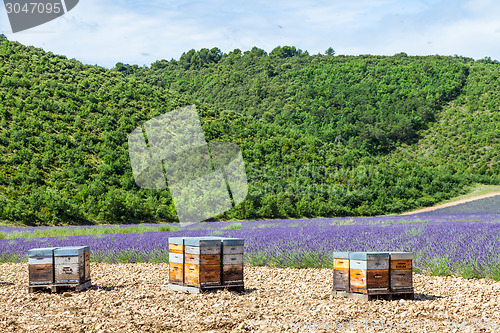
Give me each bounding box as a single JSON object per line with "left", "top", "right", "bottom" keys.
{"left": 54, "top": 246, "right": 86, "bottom": 256}
{"left": 184, "top": 237, "right": 222, "bottom": 246}
{"left": 332, "top": 251, "right": 350, "bottom": 259}
{"left": 390, "top": 252, "right": 413, "bottom": 260}
{"left": 168, "top": 237, "right": 186, "bottom": 245}
{"left": 349, "top": 252, "right": 390, "bottom": 260}
{"left": 221, "top": 238, "right": 244, "bottom": 246}
{"left": 28, "top": 247, "right": 59, "bottom": 257}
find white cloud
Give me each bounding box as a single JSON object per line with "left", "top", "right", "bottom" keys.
{"left": 331, "top": 0, "right": 500, "bottom": 59}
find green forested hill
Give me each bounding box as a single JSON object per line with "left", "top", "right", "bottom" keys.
{"left": 0, "top": 37, "right": 499, "bottom": 225}
{"left": 133, "top": 47, "right": 470, "bottom": 153}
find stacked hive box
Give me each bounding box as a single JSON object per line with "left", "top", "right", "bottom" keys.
{"left": 168, "top": 236, "right": 245, "bottom": 292}
{"left": 28, "top": 247, "right": 59, "bottom": 286}
{"left": 221, "top": 238, "right": 244, "bottom": 287}
{"left": 54, "top": 246, "right": 90, "bottom": 285}
{"left": 333, "top": 251, "right": 414, "bottom": 300}
{"left": 168, "top": 237, "right": 185, "bottom": 285}
{"left": 28, "top": 246, "right": 91, "bottom": 293}
{"left": 349, "top": 252, "right": 390, "bottom": 293}
{"left": 84, "top": 246, "right": 90, "bottom": 282}
{"left": 333, "top": 252, "right": 350, "bottom": 291}
{"left": 184, "top": 237, "right": 222, "bottom": 288}
{"left": 390, "top": 252, "right": 413, "bottom": 292}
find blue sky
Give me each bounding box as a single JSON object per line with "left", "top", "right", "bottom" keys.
{"left": 1, "top": 0, "right": 500, "bottom": 68}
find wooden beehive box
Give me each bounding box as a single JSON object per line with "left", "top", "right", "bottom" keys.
{"left": 333, "top": 251, "right": 350, "bottom": 291}
{"left": 389, "top": 252, "right": 413, "bottom": 291}
{"left": 54, "top": 246, "right": 87, "bottom": 284}
{"left": 221, "top": 238, "right": 244, "bottom": 286}
{"left": 349, "top": 252, "right": 389, "bottom": 293}
{"left": 82, "top": 246, "right": 90, "bottom": 282}
{"left": 168, "top": 237, "right": 185, "bottom": 285}
{"left": 183, "top": 237, "right": 221, "bottom": 287}
{"left": 28, "top": 247, "right": 59, "bottom": 285}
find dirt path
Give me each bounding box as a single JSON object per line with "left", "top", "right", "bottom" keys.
{"left": 0, "top": 263, "right": 499, "bottom": 332}
{"left": 401, "top": 191, "right": 500, "bottom": 215}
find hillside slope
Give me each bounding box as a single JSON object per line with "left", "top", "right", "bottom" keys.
{"left": 394, "top": 60, "right": 500, "bottom": 176}
{"left": 1, "top": 37, "right": 499, "bottom": 225}
{"left": 0, "top": 37, "right": 203, "bottom": 224}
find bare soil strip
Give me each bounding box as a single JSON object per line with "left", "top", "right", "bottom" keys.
{"left": 401, "top": 191, "right": 500, "bottom": 215}
{"left": 0, "top": 263, "right": 499, "bottom": 332}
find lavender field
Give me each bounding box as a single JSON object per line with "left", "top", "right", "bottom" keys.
{"left": 1, "top": 205, "right": 500, "bottom": 280}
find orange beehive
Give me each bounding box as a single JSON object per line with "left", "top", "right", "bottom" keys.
{"left": 168, "top": 237, "right": 185, "bottom": 285}
{"left": 333, "top": 252, "right": 350, "bottom": 292}
{"left": 349, "top": 252, "right": 390, "bottom": 293}
{"left": 183, "top": 238, "right": 222, "bottom": 288}
{"left": 389, "top": 252, "right": 413, "bottom": 291}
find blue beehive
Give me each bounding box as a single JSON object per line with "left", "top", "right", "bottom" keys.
{"left": 28, "top": 247, "right": 59, "bottom": 285}
{"left": 54, "top": 246, "right": 88, "bottom": 284}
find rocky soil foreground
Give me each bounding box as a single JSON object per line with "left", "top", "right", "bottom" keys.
{"left": 0, "top": 263, "right": 499, "bottom": 332}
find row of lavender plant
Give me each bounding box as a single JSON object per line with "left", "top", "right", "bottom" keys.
{"left": 1, "top": 214, "right": 499, "bottom": 280}
{"left": 2, "top": 211, "right": 496, "bottom": 235}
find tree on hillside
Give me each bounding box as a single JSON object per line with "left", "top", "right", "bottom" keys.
{"left": 325, "top": 47, "right": 335, "bottom": 56}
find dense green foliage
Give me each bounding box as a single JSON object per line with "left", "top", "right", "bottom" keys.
{"left": 0, "top": 37, "right": 198, "bottom": 224}
{"left": 0, "top": 37, "right": 499, "bottom": 225}
{"left": 136, "top": 47, "right": 469, "bottom": 153}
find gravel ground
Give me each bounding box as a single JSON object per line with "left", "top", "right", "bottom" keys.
{"left": 0, "top": 263, "right": 499, "bottom": 332}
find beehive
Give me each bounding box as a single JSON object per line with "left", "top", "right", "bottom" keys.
{"left": 54, "top": 246, "right": 87, "bottom": 284}
{"left": 221, "top": 238, "right": 244, "bottom": 286}
{"left": 390, "top": 252, "right": 413, "bottom": 291}
{"left": 349, "top": 252, "right": 389, "bottom": 293}
{"left": 183, "top": 237, "right": 221, "bottom": 287}
{"left": 333, "top": 252, "right": 350, "bottom": 291}
{"left": 82, "top": 246, "right": 91, "bottom": 282}
{"left": 28, "top": 247, "right": 59, "bottom": 285}
{"left": 168, "top": 237, "right": 185, "bottom": 285}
